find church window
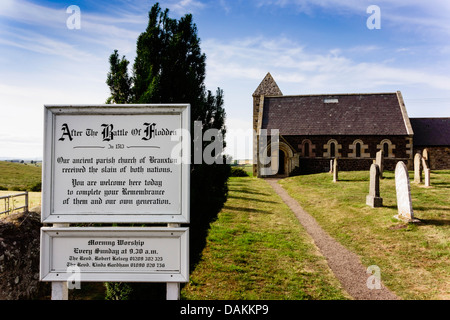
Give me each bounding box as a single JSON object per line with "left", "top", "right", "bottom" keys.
{"left": 324, "top": 139, "right": 340, "bottom": 158}
{"left": 349, "top": 139, "right": 368, "bottom": 158}
{"left": 330, "top": 142, "right": 336, "bottom": 158}
{"left": 383, "top": 143, "right": 389, "bottom": 157}
{"left": 377, "top": 139, "right": 395, "bottom": 158}
{"left": 356, "top": 142, "right": 361, "bottom": 158}
{"left": 300, "top": 139, "right": 315, "bottom": 158}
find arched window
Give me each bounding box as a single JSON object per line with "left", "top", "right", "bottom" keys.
{"left": 330, "top": 142, "right": 336, "bottom": 158}
{"left": 304, "top": 142, "right": 310, "bottom": 157}
{"left": 383, "top": 143, "right": 389, "bottom": 157}
{"left": 377, "top": 139, "right": 395, "bottom": 158}
{"left": 356, "top": 142, "right": 361, "bottom": 158}
{"left": 324, "top": 139, "right": 340, "bottom": 158}
{"left": 300, "top": 139, "right": 315, "bottom": 158}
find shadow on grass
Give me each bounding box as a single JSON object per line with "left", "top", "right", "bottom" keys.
{"left": 419, "top": 219, "right": 450, "bottom": 226}
{"left": 223, "top": 205, "right": 275, "bottom": 215}
{"left": 228, "top": 188, "right": 272, "bottom": 196}
{"left": 227, "top": 195, "right": 279, "bottom": 204}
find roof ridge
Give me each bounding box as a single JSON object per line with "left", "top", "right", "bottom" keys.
{"left": 264, "top": 92, "right": 398, "bottom": 98}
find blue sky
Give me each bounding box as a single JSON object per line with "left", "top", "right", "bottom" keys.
{"left": 1, "top": 0, "right": 449, "bottom": 159}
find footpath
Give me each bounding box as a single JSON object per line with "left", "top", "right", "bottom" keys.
{"left": 266, "top": 178, "right": 400, "bottom": 300}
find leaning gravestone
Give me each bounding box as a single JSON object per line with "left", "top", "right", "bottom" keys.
{"left": 375, "top": 150, "right": 384, "bottom": 178}
{"left": 330, "top": 159, "right": 333, "bottom": 174}
{"left": 422, "top": 149, "right": 431, "bottom": 187}
{"left": 366, "top": 164, "right": 383, "bottom": 208}
{"left": 394, "top": 161, "right": 419, "bottom": 223}
{"left": 422, "top": 148, "right": 429, "bottom": 162}
{"left": 333, "top": 158, "right": 338, "bottom": 182}
{"left": 414, "top": 152, "right": 422, "bottom": 184}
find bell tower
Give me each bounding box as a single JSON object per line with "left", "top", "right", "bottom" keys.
{"left": 252, "top": 73, "right": 283, "bottom": 177}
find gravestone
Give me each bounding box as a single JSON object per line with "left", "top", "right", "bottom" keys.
{"left": 424, "top": 168, "right": 431, "bottom": 187}
{"left": 422, "top": 148, "right": 429, "bottom": 166}
{"left": 329, "top": 159, "right": 333, "bottom": 174}
{"left": 366, "top": 164, "right": 383, "bottom": 208}
{"left": 414, "top": 153, "right": 422, "bottom": 184}
{"left": 375, "top": 150, "right": 384, "bottom": 178}
{"left": 422, "top": 149, "right": 431, "bottom": 187}
{"left": 333, "top": 158, "right": 338, "bottom": 182}
{"left": 394, "top": 161, "right": 418, "bottom": 222}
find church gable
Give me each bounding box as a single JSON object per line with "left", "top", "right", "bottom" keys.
{"left": 253, "top": 72, "right": 283, "bottom": 97}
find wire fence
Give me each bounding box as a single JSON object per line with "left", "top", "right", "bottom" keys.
{"left": 0, "top": 192, "right": 29, "bottom": 215}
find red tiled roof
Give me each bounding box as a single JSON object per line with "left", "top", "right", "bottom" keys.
{"left": 261, "top": 93, "right": 410, "bottom": 136}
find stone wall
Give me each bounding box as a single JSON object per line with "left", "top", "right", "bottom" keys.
{"left": 283, "top": 135, "right": 412, "bottom": 174}
{"left": 0, "top": 209, "right": 49, "bottom": 300}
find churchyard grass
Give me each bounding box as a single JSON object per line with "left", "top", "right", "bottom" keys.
{"left": 182, "top": 176, "right": 350, "bottom": 300}
{"left": 279, "top": 170, "right": 450, "bottom": 300}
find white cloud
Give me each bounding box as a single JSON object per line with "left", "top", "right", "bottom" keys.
{"left": 204, "top": 36, "right": 450, "bottom": 94}
{"left": 164, "top": 0, "right": 206, "bottom": 15}
{"left": 254, "top": 0, "right": 450, "bottom": 36}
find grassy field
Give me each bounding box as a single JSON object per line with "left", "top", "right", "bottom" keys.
{"left": 0, "top": 161, "right": 41, "bottom": 191}
{"left": 182, "top": 176, "right": 350, "bottom": 300}
{"left": 279, "top": 170, "right": 450, "bottom": 300}
{"left": 0, "top": 161, "right": 42, "bottom": 216}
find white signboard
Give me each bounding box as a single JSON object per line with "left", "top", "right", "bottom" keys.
{"left": 40, "top": 227, "right": 189, "bottom": 283}
{"left": 42, "top": 104, "right": 190, "bottom": 223}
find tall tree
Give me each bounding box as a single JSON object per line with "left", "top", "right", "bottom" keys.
{"left": 105, "top": 2, "right": 230, "bottom": 300}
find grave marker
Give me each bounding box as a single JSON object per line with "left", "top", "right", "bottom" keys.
{"left": 394, "top": 161, "right": 419, "bottom": 223}
{"left": 366, "top": 164, "right": 383, "bottom": 208}
{"left": 375, "top": 150, "right": 384, "bottom": 178}
{"left": 422, "top": 149, "right": 431, "bottom": 187}
{"left": 333, "top": 158, "right": 338, "bottom": 182}
{"left": 414, "top": 152, "right": 422, "bottom": 184}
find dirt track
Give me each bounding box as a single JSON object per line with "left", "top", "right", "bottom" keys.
{"left": 266, "top": 178, "right": 400, "bottom": 300}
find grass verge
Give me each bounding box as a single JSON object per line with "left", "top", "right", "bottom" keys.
{"left": 279, "top": 170, "right": 449, "bottom": 300}
{"left": 181, "top": 176, "right": 350, "bottom": 300}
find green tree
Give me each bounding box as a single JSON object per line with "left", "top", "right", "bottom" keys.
{"left": 105, "top": 2, "right": 230, "bottom": 300}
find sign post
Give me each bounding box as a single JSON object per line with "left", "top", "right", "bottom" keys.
{"left": 40, "top": 104, "right": 190, "bottom": 300}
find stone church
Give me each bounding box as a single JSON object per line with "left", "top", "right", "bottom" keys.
{"left": 252, "top": 73, "right": 450, "bottom": 177}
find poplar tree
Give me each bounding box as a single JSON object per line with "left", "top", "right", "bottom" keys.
{"left": 105, "top": 2, "right": 230, "bottom": 299}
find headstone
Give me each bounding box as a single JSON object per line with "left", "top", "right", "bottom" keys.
{"left": 424, "top": 168, "right": 431, "bottom": 187}
{"left": 375, "top": 150, "right": 384, "bottom": 178}
{"left": 329, "top": 159, "right": 333, "bottom": 174}
{"left": 366, "top": 164, "right": 383, "bottom": 208}
{"left": 421, "top": 150, "right": 431, "bottom": 187}
{"left": 394, "top": 161, "right": 418, "bottom": 222}
{"left": 422, "top": 148, "right": 429, "bottom": 166}
{"left": 414, "top": 153, "right": 422, "bottom": 184}
{"left": 333, "top": 158, "right": 338, "bottom": 182}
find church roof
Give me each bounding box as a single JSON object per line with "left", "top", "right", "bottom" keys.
{"left": 410, "top": 118, "right": 450, "bottom": 146}
{"left": 261, "top": 92, "right": 412, "bottom": 136}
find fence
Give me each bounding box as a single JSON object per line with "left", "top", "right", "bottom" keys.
{"left": 0, "top": 192, "right": 28, "bottom": 215}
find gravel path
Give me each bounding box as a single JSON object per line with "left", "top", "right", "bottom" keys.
{"left": 266, "top": 178, "right": 400, "bottom": 300}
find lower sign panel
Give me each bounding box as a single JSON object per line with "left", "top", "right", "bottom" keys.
{"left": 40, "top": 227, "right": 189, "bottom": 283}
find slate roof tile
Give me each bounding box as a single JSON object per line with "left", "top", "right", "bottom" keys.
{"left": 261, "top": 93, "right": 409, "bottom": 136}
